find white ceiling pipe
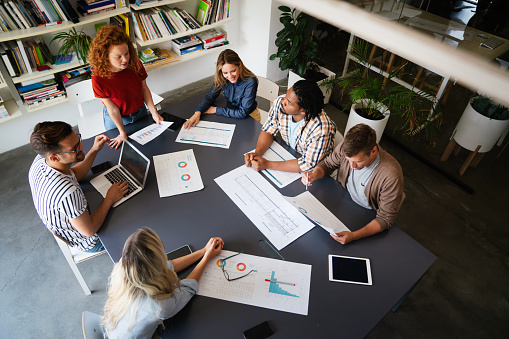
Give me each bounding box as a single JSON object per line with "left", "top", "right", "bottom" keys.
{"left": 278, "top": 0, "right": 509, "bottom": 107}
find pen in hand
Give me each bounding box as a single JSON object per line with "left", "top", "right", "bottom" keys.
{"left": 306, "top": 172, "right": 309, "bottom": 191}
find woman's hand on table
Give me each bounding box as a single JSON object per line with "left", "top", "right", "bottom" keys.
{"left": 184, "top": 111, "right": 201, "bottom": 129}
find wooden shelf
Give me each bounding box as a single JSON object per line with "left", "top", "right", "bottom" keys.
{"left": 130, "top": 0, "right": 186, "bottom": 11}
{"left": 0, "top": 7, "right": 130, "bottom": 42}
{"left": 12, "top": 60, "right": 86, "bottom": 84}
{"left": 136, "top": 18, "right": 233, "bottom": 47}
{"left": 146, "top": 43, "right": 232, "bottom": 72}
{"left": 0, "top": 100, "right": 22, "bottom": 124}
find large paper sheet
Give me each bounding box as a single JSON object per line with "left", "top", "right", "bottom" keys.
{"left": 197, "top": 250, "right": 311, "bottom": 315}
{"left": 129, "top": 122, "right": 173, "bottom": 145}
{"left": 153, "top": 149, "right": 204, "bottom": 197}
{"left": 248, "top": 141, "right": 301, "bottom": 188}
{"left": 283, "top": 191, "right": 350, "bottom": 234}
{"left": 176, "top": 121, "right": 235, "bottom": 149}
{"left": 215, "top": 165, "right": 315, "bottom": 250}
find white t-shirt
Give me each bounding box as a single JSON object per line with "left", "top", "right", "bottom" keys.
{"left": 346, "top": 152, "right": 381, "bottom": 209}
{"left": 288, "top": 117, "right": 304, "bottom": 149}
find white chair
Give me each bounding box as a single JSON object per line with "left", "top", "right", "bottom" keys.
{"left": 67, "top": 79, "right": 106, "bottom": 140}
{"left": 67, "top": 79, "right": 164, "bottom": 140}
{"left": 52, "top": 232, "right": 106, "bottom": 295}
{"left": 82, "top": 311, "right": 105, "bottom": 339}
{"left": 256, "top": 76, "right": 280, "bottom": 125}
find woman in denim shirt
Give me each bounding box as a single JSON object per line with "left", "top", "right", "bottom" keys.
{"left": 184, "top": 49, "right": 260, "bottom": 129}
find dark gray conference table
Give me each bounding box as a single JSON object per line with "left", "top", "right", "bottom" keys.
{"left": 82, "top": 93, "right": 436, "bottom": 338}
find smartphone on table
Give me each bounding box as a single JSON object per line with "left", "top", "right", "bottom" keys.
{"left": 167, "top": 245, "right": 192, "bottom": 261}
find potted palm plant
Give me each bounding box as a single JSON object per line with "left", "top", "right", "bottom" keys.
{"left": 321, "top": 39, "right": 441, "bottom": 143}
{"left": 50, "top": 27, "right": 92, "bottom": 64}
{"left": 269, "top": 6, "right": 334, "bottom": 103}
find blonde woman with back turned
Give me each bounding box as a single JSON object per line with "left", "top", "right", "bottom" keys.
{"left": 103, "top": 228, "right": 223, "bottom": 338}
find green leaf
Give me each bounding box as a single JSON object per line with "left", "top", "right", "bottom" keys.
{"left": 279, "top": 6, "right": 291, "bottom": 12}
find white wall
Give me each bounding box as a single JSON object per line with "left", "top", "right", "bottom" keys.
{"left": 237, "top": 0, "right": 286, "bottom": 81}
{"left": 0, "top": 0, "right": 288, "bottom": 153}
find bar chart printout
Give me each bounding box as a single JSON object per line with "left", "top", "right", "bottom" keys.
{"left": 197, "top": 250, "right": 311, "bottom": 315}
{"left": 129, "top": 122, "right": 173, "bottom": 145}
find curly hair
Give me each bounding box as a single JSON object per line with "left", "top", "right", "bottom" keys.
{"left": 88, "top": 25, "right": 140, "bottom": 78}
{"left": 213, "top": 49, "right": 256, "bottom": 89}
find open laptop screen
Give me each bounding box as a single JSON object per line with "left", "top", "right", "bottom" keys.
{"left": 120, "top": 141, "right": 149, "bottom": 186}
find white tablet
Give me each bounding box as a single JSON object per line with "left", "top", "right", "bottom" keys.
{"left": 328, "top": 255, "right": 372, "bottom": 285}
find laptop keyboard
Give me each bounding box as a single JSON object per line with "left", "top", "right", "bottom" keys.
{"left": 105, "top": 168, "right": 136, "bottom": 196}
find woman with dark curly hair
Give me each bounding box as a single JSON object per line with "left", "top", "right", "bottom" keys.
{"left": 183, "top": 49, "right": 260, "bottom": 129}
{"left": 89, "top": 25, "right": 163, "bottom": 149}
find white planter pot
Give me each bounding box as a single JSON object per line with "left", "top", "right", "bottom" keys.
{"left": 453, "top": 98, "right": 509, "bottom": 153}
{"left": 345, "top": 100, "right": 390, "bottom": 143}
{"left": 288, "top": 66, "right": 335, "bottom": 104}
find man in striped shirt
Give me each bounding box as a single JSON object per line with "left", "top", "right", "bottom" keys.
{"left": 245, "top": 80, "right": 336, "bottom": 173}
{"left": 28, "top": 121, "right": 128, "bottom": 252}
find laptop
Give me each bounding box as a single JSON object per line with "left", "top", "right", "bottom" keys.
{"left": 90, "top": 140, "right": 150, "bottom": 207}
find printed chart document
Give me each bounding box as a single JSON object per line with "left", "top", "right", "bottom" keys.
{"left": 197, "top": 250, "right": 311, "bottom": 315}
{"left": 248, "top": 141, "right": 301, "bottom": 188}
{"left": 176, "top": 121, "right": 235, "bottom": 149}
{"left": 129, "top": 121, "right": 173, "bottom": 145}
{"left": 283, "top": 191, "right": 350, "bottom": 234}
{"left": 153, "top": 149, "right": 204, "bottom": 197}
{"left": 215, "top": 165, "right": 315, "bottom": 250}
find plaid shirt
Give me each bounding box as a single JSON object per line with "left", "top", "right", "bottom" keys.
{"left": 262, "top": 95, "right": 336, "bottom": 172}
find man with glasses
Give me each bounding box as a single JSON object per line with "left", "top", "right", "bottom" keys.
{"left": 28, "top": 121, "right": 128, "bottom": 252}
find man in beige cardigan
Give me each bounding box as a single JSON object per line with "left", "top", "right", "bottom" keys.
{"left": 302, "top": 124, "right": 404, "bottom": 244}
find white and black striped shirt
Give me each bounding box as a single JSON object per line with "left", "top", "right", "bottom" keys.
{"left": 29, "top": 155, "right": 98, "bottom": 251}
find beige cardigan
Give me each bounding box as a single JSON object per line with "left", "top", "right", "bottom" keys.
{"left": 317, "top": 142, "right": 404, "bottom": 230}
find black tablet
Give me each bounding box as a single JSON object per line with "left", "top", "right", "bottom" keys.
{"left": 328, "top": 254, "right": 372, "bottom": 285}
{"left": 161, "top": 112, "right": 186, "bottom": 131}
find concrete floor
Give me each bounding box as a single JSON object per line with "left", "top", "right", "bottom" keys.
{"left": 1, "top": 79, "right": 508, "bottom": 338}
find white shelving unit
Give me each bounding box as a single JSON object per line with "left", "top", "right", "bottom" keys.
{"left": 0, "top": 0, "right": 233, "bottom": 123}
{"left": 0, "top": 100, "right": 22, "bottom": 124}
{"left": 130, "top": 0, "right": 186, "bottom": 11}
{"left": 136, "top": 18, "right": 233, "bottom": 47}
{"left": 147, "top": 43, "right": 232, "bottom": 72}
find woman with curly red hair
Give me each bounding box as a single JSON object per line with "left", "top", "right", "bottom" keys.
{"left": 89, "top": 25, "right": 163, "bottom": 149}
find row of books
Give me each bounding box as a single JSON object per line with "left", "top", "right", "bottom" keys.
{"left": 131, "top": 6, "right": 201, "bottom": 42}
{"left": 0, "top": 39, "right": 53, "bottom": 77}
{"left": 76, "top": 0, "right": 116, "bottom": 16}
{"left": 172, "top": 29, "right": 228, "bottom": 56}
{"left": 0, "top": 0, "right": 79, "bottom": 31}
{"left": 56, "top": 64, "right": 91, "bottom": 88}
{"left": 15, "top": 73, "right": 66, "bottom": 109}
{"left": 109, "top": 12, "right": 129, "bottom": 36}
{"left": 196, "top": 0, "right": 230, "bottom": 26}
{"left": 138, "top": 47, "right": 177, "bottom": 70}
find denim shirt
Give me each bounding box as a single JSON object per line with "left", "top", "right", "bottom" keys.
{"left": 196, "top": 76, "right": 258, "bottom": 119}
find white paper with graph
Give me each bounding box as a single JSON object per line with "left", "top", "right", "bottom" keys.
{"left": 197, "top": 250, "right": 311, "bottom": 315}
{"left": 153, "top": 149, "right": 204, "bottom": 197}
{"left": 129, "top": 121, "right": 173, "bottom": 145}
{"left": 176, "top": 121, "right": 235, "bottom": 149}
{"left": 215, "top": 165, "right": 315, "bottom": 250}
{"left": 283, "top": 191, "right": 350, "bottom": 234}
{"left": 247, "top": 141, "right": 301, "bottom": 188}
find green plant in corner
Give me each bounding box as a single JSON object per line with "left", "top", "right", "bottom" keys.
{"left": 50, "top": 27, "right": 92, "bottom": 64}
{"left": 269, "top": 6, "right": 319, "bottom": 77}
{"left": 321, "top": 39, "right": 442, "bottom": 142}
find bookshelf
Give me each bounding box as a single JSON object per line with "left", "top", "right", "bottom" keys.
{"left": 0, "top": 100, "right": 21, "bottom": 124}
{"left": 130, "top": 0, "right": 186, "bottom": 11}
{"left": 0, "top": 0, "right": 233, "bottom": 123}
{"left": 0, "top": 8, "right": 131, "bottom": 42}
{"left": 136, "top": 17, "right": 233, "bottom": 47}
{"left": 146, "top": 43, "right": 232, "bottom": 72}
